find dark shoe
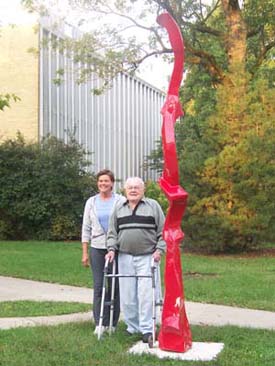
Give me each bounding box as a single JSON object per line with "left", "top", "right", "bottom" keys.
{"left": 142, "top": 332, "right": 152, "bottom": 343}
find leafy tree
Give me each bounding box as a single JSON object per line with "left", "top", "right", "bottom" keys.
{"left": 0, "top": 133, "right": 97, "bottom": 240}
{"left": 143, "top": 140, "right": 163, "bottom": 174}
{"left": 190, "top": 78, "right": 275, "bottom": 252}
{"left": 22, "top": 1, "right": 275, "bottom": 87}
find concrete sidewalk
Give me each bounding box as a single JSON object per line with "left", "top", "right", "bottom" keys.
{"left": 0, "top": 276, "right": 93, "bottom": 304}
{"left": 1, "top": 275, "right": 275, "bottom": 331}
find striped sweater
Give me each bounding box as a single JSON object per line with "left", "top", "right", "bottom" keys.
{"left": 107, "top": 197, "right": 166, "bottom": 255}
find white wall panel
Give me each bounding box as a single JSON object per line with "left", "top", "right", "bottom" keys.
{"left": 39, "top": 20, "right": 165, "bottom": 188}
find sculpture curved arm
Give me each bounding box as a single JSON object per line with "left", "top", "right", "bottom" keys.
{"left": 157, "top": 12, "right": 184, "bottom": 187}
{"left": 157, "top": 12, "right": 192, "bottom": 353}
{"left": 157, "top": 12, "right": 184, "bottom": 99}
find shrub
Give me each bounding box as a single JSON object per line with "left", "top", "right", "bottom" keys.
{"left": 0, "top": 133, "right": 97, "bottom": 240}
{"left": 145, "top": 180, "right": 169, "bottom": 214}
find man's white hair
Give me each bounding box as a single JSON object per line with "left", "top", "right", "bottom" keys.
{"left": 124, "top": 177, "right": 145, "bottom": 189}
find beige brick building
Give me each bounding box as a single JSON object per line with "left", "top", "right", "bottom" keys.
{"left": 0, "top": 25, "right": 39, "bottom": 142}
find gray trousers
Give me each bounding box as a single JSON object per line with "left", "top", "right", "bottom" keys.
{"left": 118, "top": 253, "right": 155, "bottom": 334}
{"left": 90, "top": 247, "right": 120, "bottom": 326}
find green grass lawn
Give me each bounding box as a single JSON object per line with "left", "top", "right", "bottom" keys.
{"left": 182, "top": 252, "right": 275, "bottom": 311}
{"left": 0, "top": 240, "right": 275, "bottom": 311}
{"left": 1, "top": 322, "right": 274, "bottom": 366}
{"left": 0, "top": 301, "right": 91, "bottom": 317}
{"left": 0, "top": 241, "right": 274, "bottom": 366}
{"left": 0, "top": 241, "right": 89, "bottom": 286}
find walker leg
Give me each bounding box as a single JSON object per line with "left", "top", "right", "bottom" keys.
{"left": 98, "top": 258, "right": 109, "bottom": 340}
{"left": 149, "top": 259, "right": 157, "bottom": 348}
{"left": 108, "top": 260, "right": 116, "bottom": 335}
{"left": 156, "top": 263, "right": 163, "bottom": 315}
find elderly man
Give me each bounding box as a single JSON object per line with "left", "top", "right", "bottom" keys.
{"left": 105, "top": 177, "right": 166, "bottom": 343}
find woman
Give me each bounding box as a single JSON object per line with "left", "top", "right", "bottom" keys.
{"left": 81, "top": 169, "right": 120, "bottom": 335}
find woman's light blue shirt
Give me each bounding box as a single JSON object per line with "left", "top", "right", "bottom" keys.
{"left": 95, "top": 193, "right": 116, "bottom": 233}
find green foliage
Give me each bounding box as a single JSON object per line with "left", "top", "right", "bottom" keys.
{"left": 145, "top": 180, "right": 168, "bottom": 213}
{"left": 144, "top": 139, "right": 163, "bottom": 174}
{"left": 147, "top": 67, "right": 274, "bottom": 253}
{"left": 183, "top": 77, "right": 275, "bottom": 253}
{"left": 0, "top": 134, "right": 97, "bottom": 240}
{"left": 0, "top": 93, "right": 20, "bottom": 111}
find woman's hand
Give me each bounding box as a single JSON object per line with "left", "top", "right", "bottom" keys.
{"left": 81, "top": 242, "right": 89, "bottom": 267}
{"left": 82, "top": 254, "right": 89, "bottom": 267}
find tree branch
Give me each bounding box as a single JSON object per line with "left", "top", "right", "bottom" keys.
{"left": 203, "top": 0, "right": 221, "bottom": 22}
{"left": 190, "top": 23, "right": 224, "bottom": 37}
{"left": 134, "top": 49, "right": 173, "bottom": 69}
{"left": 254, "top": 40, "right": 275, "bottom": 70}
{"left": 247, "top": 26, "right": 262, "bottom": 38}
{"left": 185, "top": 42, "right": 225, "bottom": 82}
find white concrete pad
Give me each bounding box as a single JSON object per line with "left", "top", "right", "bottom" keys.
{"left": 129, "top": 341, "right": 224, "bottom": 361}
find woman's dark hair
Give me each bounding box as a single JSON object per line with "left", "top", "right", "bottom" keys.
{"left": 96, "top": 169, "right": 115, "bottom": 183}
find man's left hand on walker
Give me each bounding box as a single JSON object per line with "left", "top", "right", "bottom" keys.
{"left": 152, "top": 249, "right": 162, "bottom": 262}
{"left": 105, "top": 250, "right": 115, "bottom": 263}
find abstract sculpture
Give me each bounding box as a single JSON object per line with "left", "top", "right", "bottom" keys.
{"left": 157, "top": 12, "right": 192, "bottom": 353}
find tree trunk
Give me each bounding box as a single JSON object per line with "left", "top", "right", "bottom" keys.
{"left": 219, "top": 0, "right": 249, "bottom": 142}
{"left": 222, "top": 0, "right": 247, "bottom": 71}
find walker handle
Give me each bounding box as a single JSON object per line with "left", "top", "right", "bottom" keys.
{"left": 104, "top": 257, "right": 110, "bottom": 273}
{"left": 151, "top": 257, "right": 160, "bottom": 269}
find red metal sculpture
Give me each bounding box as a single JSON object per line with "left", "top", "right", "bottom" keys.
{"left": 157, "top": 12, "right": 192, "bottom": 353}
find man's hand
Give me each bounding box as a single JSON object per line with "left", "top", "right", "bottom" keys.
{"left": 152, "top": 249, "right": 162, "bottom": 262}
{"left": 105, "top": 250, "right": 115, "bottom": 263}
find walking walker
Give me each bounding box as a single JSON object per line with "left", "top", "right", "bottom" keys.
{"left": 98, "top": 257, "right": 163, "bottom": 348}
{"left": 97, "top": 258, "right": 117, "bottom": 339}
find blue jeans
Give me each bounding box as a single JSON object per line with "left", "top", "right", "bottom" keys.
{"left": 118, "top": 253, "right": 155, "bottom": 334}
{"left": 90, "top": 247, "right": 120, "bottom": 326}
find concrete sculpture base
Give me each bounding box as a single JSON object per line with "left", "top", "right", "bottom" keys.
{"left": 129, "top": 341, "right": 224, "bottom": 361}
